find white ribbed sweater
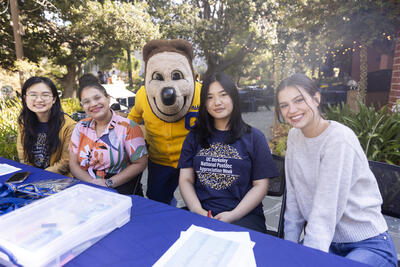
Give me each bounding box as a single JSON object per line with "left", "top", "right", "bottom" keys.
{"left": 284, "top": 121, "right": 387, "bottom": 252}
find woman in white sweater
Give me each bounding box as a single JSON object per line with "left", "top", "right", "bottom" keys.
{"left": 275, "top": 73, "right": 397, "bottom": 267}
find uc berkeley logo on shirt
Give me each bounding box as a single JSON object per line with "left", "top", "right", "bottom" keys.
{"left": 184, "top": 104, "right": 199, "bottom": 130}
{"left": 196, "top": 142, "right": 241, "bottom": 190}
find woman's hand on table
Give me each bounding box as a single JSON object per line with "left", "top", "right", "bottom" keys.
{"left": 214, "top": 211, "right": 238, "bottom": 223}
{"left": 90, "top": 178, "right": 107, "bottom": 187}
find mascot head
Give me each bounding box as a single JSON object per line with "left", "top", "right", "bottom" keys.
{"left": 143, "top": 39, "right": 195, "bottom": 122}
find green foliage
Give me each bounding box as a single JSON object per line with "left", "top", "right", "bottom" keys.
{"left": 269, "top": 123, "right": 291, "bottom": 157}
{"left": 13, "top": 58, "right": 67, "bottom": 91}
{"left": 61, "top": 98, "right": 82, "bottom": 116}
{"left": 0, "top": 69, "right": 21, "bottom": 92}
{"left": 74, "top": 1, "right": 160, "bottom": 52}
{"left": 225, "top": 46, "right": 274, "bottom": 87}
{"left": 148, "top": 0, "right": 278, "bottom": 75}
{"left": 0, "top": 1, "right": 53, "bottom": 69}
{"left": 274, "top": 135, "right": 288, "bottom": 157}
{"left": 1, "top": 1, "right": 159, "bottom": 97}
{"left": 0, "top": 97, "right": 21, "bottom": 160}
{"left": 325, "top": 103, "right": 400, "bottom": 165}
{"left": 70, "top": 0, "right": 160, "bottom": 93}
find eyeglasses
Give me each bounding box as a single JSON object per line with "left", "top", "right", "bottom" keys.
{"left": 26, "top": 93, "right": 54, "bottom": 101}
{"left": 80, "top": 94, "right": 104, "bottom": 108}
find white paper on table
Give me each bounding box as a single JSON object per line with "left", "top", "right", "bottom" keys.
{"left": 179, "top": 225, "right": 256, "bottom": 266}
{"left": 153, "top": 225, "right": 256, "bottom": 267}
{"left": 0, "top": 164, "right": 21, "bottom": 176}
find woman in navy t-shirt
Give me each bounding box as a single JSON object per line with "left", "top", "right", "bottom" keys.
{"left": 178, "top": 72, "right": 278, "bottom": 233}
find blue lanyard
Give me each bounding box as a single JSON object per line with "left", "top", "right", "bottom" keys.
{"left": 0, "top": 183, "right": 44, "bottom": 215}
{"left": 0, "top": 179, "right": 78, "bottom": 215}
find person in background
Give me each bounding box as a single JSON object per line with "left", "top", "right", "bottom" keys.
{"left": 17, "top": 76, "right": 76, "bottom": 175}
{"left": 97, "top": 71, "right": 107, "bottom": 84}
{"left": 178, "top": 72, "right": 278, "bottom": 233}
{"left": 276, "top": 73, "right": 397, "bottom": 266}
{"left": 111, "top": 71, "right": 117, "bottom": 84}
{"left": 69, "top": 82, "right": 148, "bottom": 195}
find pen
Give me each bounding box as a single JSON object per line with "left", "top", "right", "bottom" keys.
{"left": 208, "top": 210, "right": 212, "bottom": 218}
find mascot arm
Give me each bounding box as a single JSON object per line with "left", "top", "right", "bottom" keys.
{"left": 127, "top": 86, "right": 145, "bottom": 124}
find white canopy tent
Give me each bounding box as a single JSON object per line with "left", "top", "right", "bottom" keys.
{"left": 102, "top": 84, "right": 136, "bottom": 110}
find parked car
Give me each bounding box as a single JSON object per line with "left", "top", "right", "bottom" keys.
{"left": 319, "top": 83, "right": 349, "bottom": 110}
{"left": 239, "top": 85, "right": 274, "bottom": 112}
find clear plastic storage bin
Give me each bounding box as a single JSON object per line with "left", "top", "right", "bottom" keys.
{"left": 0, "top": 184, "right": 132, "bottom": 267}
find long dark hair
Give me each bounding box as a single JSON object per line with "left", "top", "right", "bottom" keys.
{"left": 274, "top": 73, "right": 323, "bottom": 122}
{"left": 18, "top": 76, "right": 64, "bottom": 163}
{"left": 195, "top": 72, "right": 250, "bottom": 148}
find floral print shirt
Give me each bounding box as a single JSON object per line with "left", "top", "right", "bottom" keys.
{"left": 69, "top": 111, "right": 147, "bottom": 179}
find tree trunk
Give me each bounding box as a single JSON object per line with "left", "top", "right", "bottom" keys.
{"left": 127, "top": 46, "right": 133, "bottom": 88}
{"left": 204, "top": 47, "right": 248, "bottom": 77}
{"left": 359, "top": 44, "right": 367, "bottom": 103}
{"left": 10, "top": 0, "right": 24, "bottom": 86}
{"left": 204, "top": 53, "right": 220, "bottom": 77}
{"left": 10, "top": 0, "right": 23, "bottom": 60}
{"left": 60, "top": 64, "right": 78, "bottom": 98}
{"left": 236, "top": 75, "right": 241, "bottom": 86}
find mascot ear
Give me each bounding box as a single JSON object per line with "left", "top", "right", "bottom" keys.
{"left": 143, "top": 40, "right": 163, "bottom": 63}
{"left": 169, "top": 39, "right": 194, "bottom": 62}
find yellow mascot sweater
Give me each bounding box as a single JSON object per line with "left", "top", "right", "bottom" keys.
{"left": 128, "top": 82, "right": 201, "bottom": 168}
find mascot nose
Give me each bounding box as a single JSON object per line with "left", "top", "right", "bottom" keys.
{"left": 161, "top": 87, "right": 176, "bottom": 106}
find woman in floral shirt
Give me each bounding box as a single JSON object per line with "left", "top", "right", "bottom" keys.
{"left": 69, "top": 82, "right": 148, "bottom": 195}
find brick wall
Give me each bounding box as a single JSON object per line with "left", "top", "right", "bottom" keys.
{"left": 389, "top": 28, "right": 400, "bottom": 109}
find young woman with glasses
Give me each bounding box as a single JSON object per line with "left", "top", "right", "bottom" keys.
{"left": 69, "top": 82, "right": 148, "bottom": 195}
{"left": 17, "top": 76, "right": 76, "bottom": 175}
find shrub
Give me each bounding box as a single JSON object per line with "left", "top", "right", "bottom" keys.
{"left": 268, "top": 123, "right": 291, "bottom": 157}
{"left": 61, "top": 98, "right": 82, "bottom": 115}
{"left": 0, "top": 97, "right": 22, "bottom": 160}
{"left": 325, "top": 103, "right": 400, "bottom": 165}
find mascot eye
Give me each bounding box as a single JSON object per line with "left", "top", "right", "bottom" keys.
{"left": 171, "top": 70, "right": 184, "bottom": 80}
{"left": 152, "top": 72, "right": 164, "bottom": 81}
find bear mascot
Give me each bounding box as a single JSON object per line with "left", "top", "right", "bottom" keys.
{"left": 128, "top": 39, "right": 201, "bottom": 204}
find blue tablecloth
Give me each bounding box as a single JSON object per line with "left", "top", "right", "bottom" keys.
{"left": 0, "top": 157, "right": 368, "bottom": 267}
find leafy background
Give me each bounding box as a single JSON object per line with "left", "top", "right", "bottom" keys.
{"left": 269, "top": 102, "right": 400, "bottom": 166}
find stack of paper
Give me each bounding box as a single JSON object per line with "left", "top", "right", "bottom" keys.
{"left": 0, "top": 164, "right": 21, "bottom": 176}
{"left": 153, "top": 225, "right": 256, "bottom": 267}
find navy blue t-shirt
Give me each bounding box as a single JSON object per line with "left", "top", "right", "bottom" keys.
{"left": 178, "top": 127, "right": 279, "bottom": 216}
{"left": 32, "top": 122, "right": 50, "bottom": 169}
